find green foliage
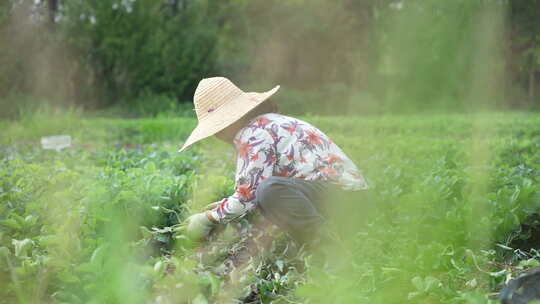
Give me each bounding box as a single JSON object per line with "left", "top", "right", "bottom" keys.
{"left": 0, "top": 143, "right": 201, "bottom": 303}
{"left": 117, "top": 94, "right": 195, "bottom": 118}
{"left": 3, "top": 111, "right": 540, "bottom": 303}
{"left": 61, "top": 0, "right": 225, "bottom": 103}
{"left": 2, "top": 0, "right": 539, "bottom": 117}
{"left": 293, "top": 113, "right": 540, "bottom": 303}
{"left": 0, "top": 0, "right": 233, "bottom": 112}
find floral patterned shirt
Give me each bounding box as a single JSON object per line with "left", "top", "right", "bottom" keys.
{"left": 208, "top": 113, "right": 368, "bottom": 223}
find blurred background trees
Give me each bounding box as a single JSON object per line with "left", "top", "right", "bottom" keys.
{"left": 0, "top": 0, "right": 538, "bottom": 117}
{"left": 508, "top": 0, "right": 540, "bottom": 105}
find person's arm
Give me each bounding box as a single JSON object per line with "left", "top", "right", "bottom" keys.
{"left": 208, "top": 127, "right": 276, "bottom": 223}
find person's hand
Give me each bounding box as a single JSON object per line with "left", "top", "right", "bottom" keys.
{"left": 186, "top": 212, "right": 217, "bottom": 241}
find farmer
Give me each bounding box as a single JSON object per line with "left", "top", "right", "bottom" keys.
{"left": 181, "top": 77, "right": 368, "bottom": 243}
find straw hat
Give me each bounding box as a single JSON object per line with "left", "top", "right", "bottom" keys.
{"left": 178, "top": 77, "right": 280, "bottom": 152}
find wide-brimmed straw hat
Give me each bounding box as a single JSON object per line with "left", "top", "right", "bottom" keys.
{"left": 178, "top": 77, "right": 280, "bottom": 152}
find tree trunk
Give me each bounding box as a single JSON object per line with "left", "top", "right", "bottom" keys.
{"left": 47, "top": 0, "right": 57, "bottom": 28}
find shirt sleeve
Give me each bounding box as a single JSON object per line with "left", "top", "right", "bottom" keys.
{"left": 208, "top": 126, "right": 276, "bottom": 223}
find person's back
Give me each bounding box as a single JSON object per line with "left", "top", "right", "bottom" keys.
{"left": 235, "top": 113, "right": 367, "bottom": 190}
{"left": 182, "top": 77, "right": 368, "bottom": 243}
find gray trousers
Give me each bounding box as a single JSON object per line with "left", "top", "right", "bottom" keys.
{"left": 255, "top": 176, "right": 332, "bottom": 243}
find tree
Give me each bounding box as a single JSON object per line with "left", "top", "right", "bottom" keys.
{"left": 47, "top": 0, "right": 57, "bottom": 28}
{"left": 508, "top": 0, "right": 540, "bottom": 102}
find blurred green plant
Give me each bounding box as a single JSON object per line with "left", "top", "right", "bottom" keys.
{"left": 2, "top": 111, "right": 540, "bottom": 303}
{"left": 60, "top": 0, "right": 225, "bottom": 104}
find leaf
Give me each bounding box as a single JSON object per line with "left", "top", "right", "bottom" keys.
{"left": 510, "top": 186, "right": 520, "bottom": 203}
{"left": 411, "top": 276, "right": 425, "bottom": 291}
{"left": 495, "top": 243, "right": 513, "bottom": 250}
{"left": 466, "top": 278, "right": 477, "bottom": 288}
{"left": 154, "top": 234, "right": 170, "bottom": 244}
{"left": 144, "top": 161, "right": 156, "bottom": 172}
{"left": 205, "top": 273, "right": 222, "bottom": 297}
{"left": 407, "top": 291, "right": 421, "bottom": 300}
{"left": 519, "top": 258, "right": 540, "bottom": 269}
{"left": 90, "top": 244, "right": 108, "bottom": 266}
{"left": 12, "top": 238, "right": 32, "bottom": 257}
{"left": 1, "top": 218, "right": 21, "bottom": 230}
{"left": 24, "top": 215, "right": 37, "bottom": 226}
{"left": 153, "top": 261, "right": 165, "bottom": 276}
{"left": 276, "top": 259, "right": 284, "bottom": 272}
{"left": 192, "top": 294, "right": 208, "bottom": 304}
{"left": 151, "top": 226, "right": 172, "bottom": 233}
{"left": 423, "top": 276, "right": 441, "bottom": 291}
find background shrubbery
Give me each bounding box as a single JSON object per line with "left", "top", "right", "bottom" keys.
{"left": 0, "top": 0, "right": 539, "bottom": 118}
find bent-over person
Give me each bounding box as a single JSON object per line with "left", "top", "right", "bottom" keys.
{"left": 181, "top": 77, "right": 368, "bottom": 244}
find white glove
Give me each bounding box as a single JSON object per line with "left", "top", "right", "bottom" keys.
{"left": 186, "top": 212, "right": 217, "bottom": 241}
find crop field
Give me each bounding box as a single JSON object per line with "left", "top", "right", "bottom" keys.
{"left": 1, "top": 111, "right": 540, "bottom": 303}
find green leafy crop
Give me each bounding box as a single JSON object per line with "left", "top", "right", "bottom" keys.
{"left": 2, "top": 112, "right": 540, "bottom": 303}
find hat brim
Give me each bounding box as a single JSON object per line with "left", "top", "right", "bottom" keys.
{"left": 178, "top": 85, "right": 280, "bottom": 152}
